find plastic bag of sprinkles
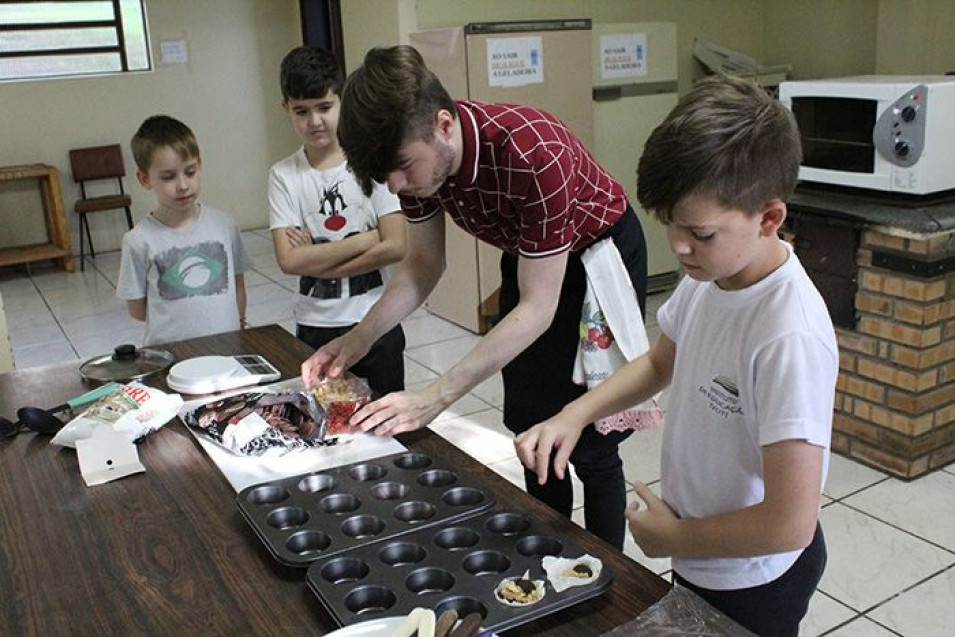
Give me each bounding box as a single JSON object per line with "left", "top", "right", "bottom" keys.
{"left": 310, "top": 373, "right": 372, "bottom": 435}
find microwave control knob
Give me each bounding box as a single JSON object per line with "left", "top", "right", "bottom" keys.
{"left": 900, "top": 105, "right": 917, "bottom": 123}
{"left": 894, "top": 140, "right": 911, "bottom": 158}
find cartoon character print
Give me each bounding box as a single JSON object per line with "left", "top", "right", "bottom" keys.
{"left": 579, "top": 300, "right": 614, "bottom": 351}
{"left": 298, "top": 180, "right": 383, "bottom": 300}
{"left": 319, "top": 181, "right": 347, "bottom": 231}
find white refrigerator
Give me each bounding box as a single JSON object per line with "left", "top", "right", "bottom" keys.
{"left": 592, "top": 22, "right": 681, "bottom": 287}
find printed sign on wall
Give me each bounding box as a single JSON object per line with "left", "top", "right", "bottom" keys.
{"left": 599, "top": 33, "right": 647, "bottom": 80}
{"left": 160, "top": 40, "right": 189, "bottom": 65}
{"left": 486, "top": 36, "right": 544, "bottom": 87}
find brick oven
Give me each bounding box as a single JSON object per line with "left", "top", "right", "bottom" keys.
{"left": 786, "top": 187, "right": 955, "bottom": 479}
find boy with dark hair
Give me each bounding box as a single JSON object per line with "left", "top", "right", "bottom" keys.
{"left": 301, "top": 45, "right": 650, "bottom": 550}
{"left": 516, "top": 75, "right": 837, "bottom": 636}
{"left": 270, "top": 46, "right": 406, "bottom": 396}
{"left": 118, "top": 115, "right": 250, "bottom": 346}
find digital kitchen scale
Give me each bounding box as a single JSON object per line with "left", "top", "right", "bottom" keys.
{"left": 166, "top": 355, "right": 281, "bottom": 395}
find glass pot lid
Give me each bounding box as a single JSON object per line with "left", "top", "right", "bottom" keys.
{"left": 79, "top": 344, "right": 175, "bottom": 383}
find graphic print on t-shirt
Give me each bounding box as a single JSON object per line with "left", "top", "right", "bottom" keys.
{"left": 318, "top": 181, "right": 348, "bottom": 231}
{"left": 698, "top": 375, "right": 742, "bottom": 420}
{"left": 156, "top": 241, "right": 230, "bottom": 300}
{"left": 298, "top": 180, "right": 384, "bottom": 301}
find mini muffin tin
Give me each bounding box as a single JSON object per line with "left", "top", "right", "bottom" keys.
{"left": 236, "top": 452, "right": 496, "bottom": 567}
{"left": 305, "top": 508, "right": 614, "bottom": 633}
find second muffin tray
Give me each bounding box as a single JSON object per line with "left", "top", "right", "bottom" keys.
{"left": 305, "top": 507, "right": 615, "bottom": 633}
{"left": 235, "top": 452, "right": 496, "bottom": 566}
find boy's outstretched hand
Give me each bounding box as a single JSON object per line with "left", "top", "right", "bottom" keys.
{"left": 514, "top": 415, "right": 585, "bottom": 485}
{"left": 626, "top": 481, "right": 679, "bottom": 558}
{"left": 300, "top": 331, "right": 371, "bottom": 389}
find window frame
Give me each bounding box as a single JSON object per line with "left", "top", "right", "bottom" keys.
{"left": 0, "top": 0, "right": 151, "bottom": 83}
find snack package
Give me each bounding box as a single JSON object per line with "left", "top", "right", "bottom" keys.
{"left": 310, "top": 373, "right": 372, "bottom": 435}
{"left": 51, "top": 381, "right": 183, "bottom": 449}
{"left": 184, "top": 391, "right": 330, "bottom": 456}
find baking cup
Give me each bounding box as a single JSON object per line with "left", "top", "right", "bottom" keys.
{"left": 542, "top": 554, "right": 602, "bottom": 593}
{"left": 493, "top": 570, "right": 546, "bottom": 607}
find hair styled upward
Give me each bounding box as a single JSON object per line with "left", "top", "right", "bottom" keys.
{"left": 130, "top": 115, "right": 200, "bottom": 172}
{"left": 280, "top": 45, "right": 343, "bottom": 101}
{"left": 637, "top": 75, "right": 801, "bottom": 221}
{"left": 338, "top": 45, "right": 456, "bottom": 196}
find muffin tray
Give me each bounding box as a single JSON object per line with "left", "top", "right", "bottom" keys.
{"left": 305, "top": 507, "right": 614, "bottom": 633}
{"left": 235, "top": 452, "right": 496, "bottom": 567}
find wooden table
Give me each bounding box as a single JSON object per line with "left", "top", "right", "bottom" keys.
{"left": 0, "top": 325, "right": 669, "bottom": 636}
{"left": 0, "top": 164, "right": 73, "bottom": 272}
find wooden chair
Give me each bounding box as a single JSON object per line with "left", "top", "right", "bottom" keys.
{"left": 68, "top": 144, "right": 134, "bottom": 271}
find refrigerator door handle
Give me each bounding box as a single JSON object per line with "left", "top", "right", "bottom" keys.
{"left": 593, "top": 86, "right": 623, "bottom": 101}
{"left": 592, "top": 81, "right": 679, "bottom": 101}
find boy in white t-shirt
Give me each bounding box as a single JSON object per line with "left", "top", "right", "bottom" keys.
{"left": 515, "top": 76, "right": 838, "bottom": 636}
{"left": 269, "top": 46, "right": 406, "bottom": 395}
{"left": 118, "top": 115, "right": 250, "bottom": 346}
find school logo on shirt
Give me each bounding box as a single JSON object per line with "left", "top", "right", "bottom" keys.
{"left": 155, "top": 241, "right": 230, "bottom": 300}
{"left": 698, "top": 375, "right": 742, "bottom": 419}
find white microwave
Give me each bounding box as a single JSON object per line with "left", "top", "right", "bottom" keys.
{"left": 779, "top": 75, "right": 955, "bottom": 195}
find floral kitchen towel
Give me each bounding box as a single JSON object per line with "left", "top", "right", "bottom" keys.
{"left": 573, "top": 237, "right": 663, "bottom": 433}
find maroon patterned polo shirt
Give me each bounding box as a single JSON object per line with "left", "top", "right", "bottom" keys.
{"left": 399, "top": 101, "right": 627, "bottom": 258}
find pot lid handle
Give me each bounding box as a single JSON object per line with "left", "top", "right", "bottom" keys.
{"left": 112, "top": 344, "right": 137, "bottom": 361}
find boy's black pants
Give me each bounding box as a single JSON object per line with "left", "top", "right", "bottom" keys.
{"left": 674, "top": 523, "right": 827, "bottom": 637}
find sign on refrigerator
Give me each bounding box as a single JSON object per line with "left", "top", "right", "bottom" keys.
{"left": 599, "top": 32, "right": 648, "bottom": 80}
{"left": 487, "top": 36, "right": 544, "bottom": 87}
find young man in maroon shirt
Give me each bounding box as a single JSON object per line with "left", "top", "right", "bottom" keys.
{"left": 301, "top": 45, "right": 648, "bottom": 549}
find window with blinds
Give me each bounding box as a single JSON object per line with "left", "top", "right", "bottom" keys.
{"left": 0, "top": 0, "right": 151, "bottom": 82}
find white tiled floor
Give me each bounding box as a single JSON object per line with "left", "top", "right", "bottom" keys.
{"left": 3, "top": 228, "right": 954, "bottom": 636}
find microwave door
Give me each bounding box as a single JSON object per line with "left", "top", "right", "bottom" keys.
{"left": 792, "top": 97, "right": 877, "bottom": 173}
{"left": 791, "top": 96, "right": 892, "bottom": 190}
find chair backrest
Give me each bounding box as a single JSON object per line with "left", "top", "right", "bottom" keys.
{"left": 69, "top": 144, "right": 127, "bottom": 183}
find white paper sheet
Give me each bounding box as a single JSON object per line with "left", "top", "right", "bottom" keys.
{"left": 179, "top": 378, "right": 406, "bottom": 492}
{"left": 76, "top": 424, "right": 146, "bottom": 486}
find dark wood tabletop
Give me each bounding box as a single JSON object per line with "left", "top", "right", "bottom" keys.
{"left": 0, "top": 325, "right": 669, "bottom": 636}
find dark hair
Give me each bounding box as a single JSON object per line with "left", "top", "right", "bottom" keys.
{"left": 338, "top": 45, "right": 455, "bottom": 196}
{"left": 637, "top": 75, "right": 802, "bottom": 221}
{"left": 130, "top": 115, "right": 200, "bottom": 172}
{"left": 280, "top": 46, "right": 343, "bottom": 101}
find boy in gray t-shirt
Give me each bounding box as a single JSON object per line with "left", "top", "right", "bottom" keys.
{"left": 117, "top": 115, "right": 251, "bottom": 346}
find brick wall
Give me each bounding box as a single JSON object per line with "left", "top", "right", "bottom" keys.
{"left": 831, "top": 229, "right": 955, "bottom": 478}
